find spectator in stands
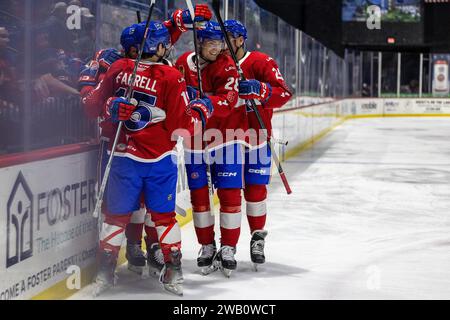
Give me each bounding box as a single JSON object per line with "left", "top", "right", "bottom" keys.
{"left": 0, "top": 0, "right": 24, "bottom": 21}
{"left": 45, "top": 2, "right": 75, "bottom": 53}
{"left": 0, "top": 26, "right": 19, "bottom": 104}
{"left": 72, "top": 6, "right": 96, "bottom": 60}
{"left": 31, "top": 27, "right": 79, "bottom": 101}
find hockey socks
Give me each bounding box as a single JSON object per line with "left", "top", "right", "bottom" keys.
{"left": 191, "top": 186, "right": 215, "bottom": 245}
{"left": 218, "top": 188, "right": 242, "bottom": 247}
{"left": 244, "top": 185, "right": 267, "bottom": 233}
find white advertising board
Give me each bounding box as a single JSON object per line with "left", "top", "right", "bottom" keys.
{"left": 0, "top": 150, "right": 98, "bottom": 300}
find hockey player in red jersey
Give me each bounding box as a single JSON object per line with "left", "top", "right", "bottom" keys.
{"left": 224, "top": 19, "right": 292, "bottom": 269}
{"left": 82, "top": 21, "right": 210, "bottom": 296}
{"left": 175, "top": 21, "right": 246, "bottom": 277}
{"left": 121, "top": 4, "right": 213, "bottom": 277}
{"left": 79, "top": 29, "right": 161, "bottom": 277}
{"left": 79, "top": 4, "right": 212, "bottom": 280}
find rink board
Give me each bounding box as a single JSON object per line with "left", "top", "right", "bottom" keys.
{"left": 0, "top": 149, "right": 99, "bottom": 300}
{"left": 0, "top": 97, "right": 449, "bottom": 299}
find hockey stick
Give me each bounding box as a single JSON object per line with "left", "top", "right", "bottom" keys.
{"left": 272, "top": 137, "right": 288, "bottom": 146}
{"left": 93, "top": 0, "right": 156, "bottom": 218}
{"left": 186, "top": 0, "right": 216, "bottom": 215}
{"left": 211, "top": 0, "right": 292, "bottom": 194}
{"left": 136, "top": 10, "right": 142, "bottom": 23}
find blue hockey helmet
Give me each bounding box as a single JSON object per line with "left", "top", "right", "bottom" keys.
{"left": 120, "top": 24, "right": 139, "bottom": 52}
{"left": 224, "top": 19, "right": 247, "bottom": 40}
{"left": 196, "top": 21, "right": 224, "bottom": 42}
{"left": 135, "top": 21, "right": 171, "bottom": 55}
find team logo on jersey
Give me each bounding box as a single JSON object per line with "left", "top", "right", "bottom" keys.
{"left": 191, "top": 172, "right": 199, "bottom": 180}
{"left": 227, "top": 91, "right": 237, "bottom": 103}
{"left": 167, "top": 194, "right": 173, "bottom": 201}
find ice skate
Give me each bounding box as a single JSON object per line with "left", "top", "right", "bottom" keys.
{"left": 146, "top": 242, "right": 164, "bottom": 278}
{"left": 92, "top": 251, "right": 118, "bottom": 297}
{"left": 215, "top": 245, "right": 237, "bottom": 278}
{"left": 250, "top": 230, "right": 268, "bottom": 271}
{"left": 197, "top": 241, "right": 218, "bottom": 275}
{"left": 126, "top": 241, "right": 146, "bottom": 275}
{"left": 159, "top": 247, "right": 184, "bottom": 296}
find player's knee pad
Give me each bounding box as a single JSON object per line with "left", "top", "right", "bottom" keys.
{"left": 150, "top": 212, "right": 180, "bottom": 242}
{"left": 150, "top": 211, "right": 181, "bottom": 261}
{"left": 244, "top": 184, "right": 267, "bottom": 202}
{"left": 190, "top": 185, "right": 210, "bottom": 212}
{"left": 104, "top": 212, "right": 132, "bottom": 228}
{"left": 218, "top": 188, "right": 242, "bottom": 213}
{"left": 101, "top": 213, "right": 131, "bottom": 251}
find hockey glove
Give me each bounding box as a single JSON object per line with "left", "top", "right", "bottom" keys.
{"left": 171, "top": 5, "right": 212, "bottom": 31}
{"left": 78, "top": 49, "right": 122, "bottom": 90}
{"left": 78, "top": 61, "right": 100, "bottom": 89}
{"left": 190, "top": 97, "right": 214, "bottom": 128}
{"left": 95, "top": 48, "right": 123, "bottom": 71}
{"left": 106, "top": 97, "right": 137, "bottom": 123}
{"left": 238, "top": 80, "right": 272, "bottom": 103}
{"left": 187, "top": 86, "right": 199, "bottom": 101}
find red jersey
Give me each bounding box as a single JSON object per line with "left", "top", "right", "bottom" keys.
{"left": 82, "top": 58, "right": 194, "bottom": 161}
{"left": 238, "top": 51, "right": 292, "bottom": 145}
{"left": 80, "top": 18, "right": 184, "bottom": 143}
{"left": 175, "top": 52, "right": 246, "bottom": 149}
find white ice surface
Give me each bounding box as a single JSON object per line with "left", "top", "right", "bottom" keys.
{"left": 71, "top": 117, "right": 450, "bottom": 300}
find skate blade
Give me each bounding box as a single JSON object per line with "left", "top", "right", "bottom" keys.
{"left": 220, "top": 267, "right": 233, "bottom": 278}
{"left": 128, "top": 263, "right": 145, "bottom": 275}
{"left": 92, "top": 282, "right": 113, "bottom": 298}
{"left": 252, "top": 263, "right": 260, "bottom": 272}
{"left": 163, "top": 283, "right": 183, "bottom": 296}
{"left": 201, "top": 264, "right": 218, "bottom": 275}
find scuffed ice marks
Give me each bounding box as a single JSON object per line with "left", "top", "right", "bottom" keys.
{"left": 365, "top": 168, "right": 450, "bottom": 184}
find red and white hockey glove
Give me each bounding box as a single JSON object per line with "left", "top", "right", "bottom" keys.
{"left": 170, "top": 4, "right": 212, "bottom": 32}
{"left": 106, "top": 97, "right": 137, "bottom": 123}
{"left": 238, "top": 79, "right": 272, "bottom": 103}
{"left": 190, "top": 97, "right": 214, "bottom": 128}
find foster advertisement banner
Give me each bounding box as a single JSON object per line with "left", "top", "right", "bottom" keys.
{"left": 0, "top": 150, "right": 98, "bottom": 300}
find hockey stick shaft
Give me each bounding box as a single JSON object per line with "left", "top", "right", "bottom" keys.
{"left": 211, "top": 0, "right": 292, "bottom": 194}
{"left": 93, "top": 0, "right": 156, "bottom": 218}
{"left": 137, "top": 10, "right": 142, "bottom": 23}
{"left": 186, "top": 0, "right": 216, "bottom": 214}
